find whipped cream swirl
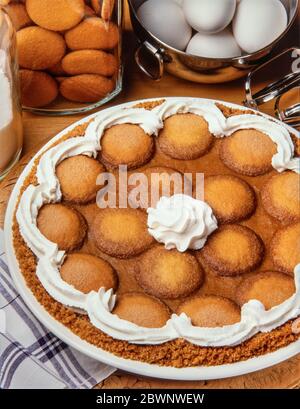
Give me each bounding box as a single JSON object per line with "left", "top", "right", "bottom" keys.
{"left": 224, "top": 114, "right": 300, "bottom": 173}
{"left": 153, "top": 99, "right": 226, "bottom": 137}
{"left": 147, "top": 194, "right": 218, "bottom": 252}
{"left": 87, "top": 289, "right": 178, "bottom": 344}
{"left": 85, "top": 266, "right": 300, "bottom": 346}
{"left": 85, "top": 106, "right": 163, "bottom": 147}
{"left": 16, "top": 138, "right": 100, "bottom": 310}
{"left": 153, "top": 99, "right": 300, "bottom": 174}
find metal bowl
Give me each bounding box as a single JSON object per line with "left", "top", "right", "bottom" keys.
{"left": 128, "top": 0, "right": 299, "bottom": 83}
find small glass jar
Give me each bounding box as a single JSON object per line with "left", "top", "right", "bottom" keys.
{"left": 5, "top": 0, "right": 123, "bottom": 115}
{"left": 0, "top": 7, "right": 23, "bottom": 180}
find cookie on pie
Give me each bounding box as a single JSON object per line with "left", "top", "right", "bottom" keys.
{"left": 177, "top": 295, "right": 241, "bottom": 327}
{"left": 91, "top": 208, "right": 154, "bottom": 258}
{"left": 270, "top": 223, "right": 300, "bottom": 275}
{"left": 60, "top": 253, "right": 118, "bottom": 293}
{"left": 112, "top": 292, "right": 171, "bottom": 328}
{"left": 219, "top": 129, "right": 277, "bottom": 176}
{"left": 136, "top": 246, "right": 203, "bottom": 299}
{"left": 128, "top": 166, "right": 191, "bottom": 210}
{"left": 200, "top": 225, "right": 264, "bottom": 276}
{"left": 261, "top": 172, "right": 300, "bottom": 223}
{"left": 100, "top": 124, "right": 155, "bottom": 170}
{"left": 56, "top": 155, "right": 105, "bottom": 204}
{"left": 204, "top": 175, "right": 256, "bottom": 223}
{"left": 236, "top": 271, "right": 295, "bottom": 310}
{"left": 158, "top": 114, "right": 213, "bottom": 160}
{"left": 37, "top": 204, "right": 87, "bottom": 251}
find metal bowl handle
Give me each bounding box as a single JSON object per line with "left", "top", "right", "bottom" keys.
{"left": 135, "top": 41, "right": 164, "bottom": 81}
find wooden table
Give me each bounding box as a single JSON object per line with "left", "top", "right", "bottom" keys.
{"left": 0, "top": 2, "right": 299, "bottom": 389}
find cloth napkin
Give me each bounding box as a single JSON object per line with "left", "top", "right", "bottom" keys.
{"left": 0, "top": 229, "right": 116, "bottom": 389}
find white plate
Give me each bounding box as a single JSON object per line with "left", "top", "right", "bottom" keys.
{"left": 4, "top": 97, "right": 300, "bottom": 381}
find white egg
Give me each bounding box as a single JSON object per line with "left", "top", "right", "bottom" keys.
{"left": 233, "top": 0, "right": 288, "bottom": 53}
{"left": 183, "top": 0, "right": 237, "bottom": 34}
{"left": 137, "top": 0, "right": 192, "bottom": 51}
{"left": 186, "top": 30, "right": 241, "bottom": 59}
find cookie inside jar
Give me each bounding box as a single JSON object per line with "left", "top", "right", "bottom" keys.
{"left": 5, "top": 0, "right": 122, "bottom": 113}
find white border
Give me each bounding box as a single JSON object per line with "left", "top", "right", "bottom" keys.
{"left": 4, "top": 97, "right": 300, "bottom": 380}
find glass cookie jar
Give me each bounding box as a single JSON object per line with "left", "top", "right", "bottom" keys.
{"left": 0, "top": 7, "right": 23, "bottom": 180}
{"left": 4, "top": 0, "right": 123, "bottom": 115}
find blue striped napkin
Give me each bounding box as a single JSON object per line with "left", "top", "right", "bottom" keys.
{"left": 0, "top": 230, "right": 116, "bottom": 389}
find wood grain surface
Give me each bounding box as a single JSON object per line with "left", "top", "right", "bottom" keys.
{"left": 0, "top": 1, "right": 299, "bottom": 389}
